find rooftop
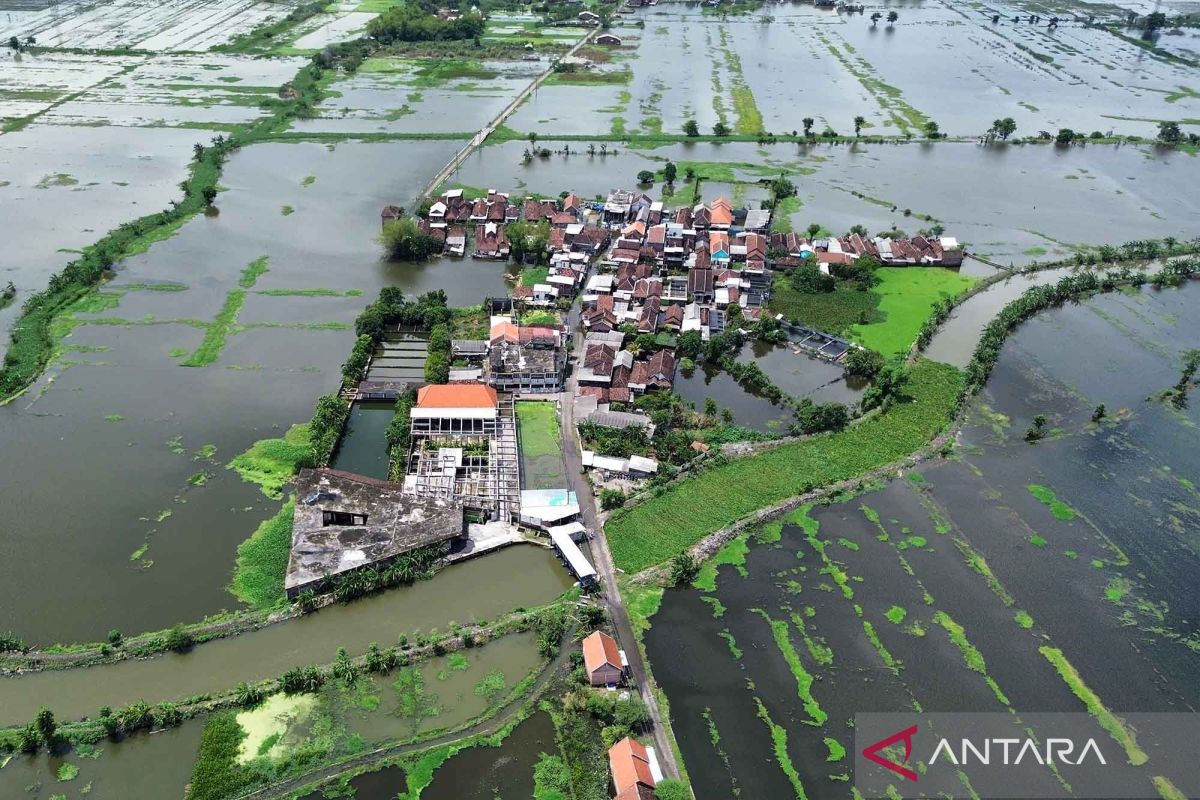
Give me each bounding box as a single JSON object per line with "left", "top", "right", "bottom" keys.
{"left": 285, "top": 469, "right": 464, "bottom": 595}
{"left": 416, "top": 383, "right": 498, "bottom": 409}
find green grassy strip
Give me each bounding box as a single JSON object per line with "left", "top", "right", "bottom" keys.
{"left": 515, "top": 401, "right": 561, "bottom": 459}
{"left": 752, "top": 697, "right": 808, "bottom": 800}
{"left": 1154, "top": 776, "right": 1186, "bottom": 800}
{"left": 752, "top": 610, "right": 827, "bottom": 725}
{"left": 933, "top": 611, "right": 986, "bottom": 673}
{"left": 1038, "top": 646, "right": 1148, "bottom": 766}
{"left": 238, "top": 255, "right": 269, "bottom": 288}
{"left": 1027, "top": 484, "right": 1078, "bottom": 520}
{"left": 230, "top": 500, "right": 295, "bottom": 610}
{"left": 181, "top": 289, "right": 246, "bottom": 367}
{"left": 790, "top": 612, "right": 833, "bottom": 666}
{"left": 861, "top": 620, "right": 897, "bottom": 672}
{"left": 608, "top": 358, "right": 963, "bottom": 573}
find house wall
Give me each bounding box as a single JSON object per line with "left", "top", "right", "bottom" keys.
{"left": 589, "top": 664, "right": 624, "bottom": 686}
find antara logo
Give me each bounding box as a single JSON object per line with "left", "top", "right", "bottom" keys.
{"left": 863, "top": 724, "right": 1109, "bottom": 782}
{"left": 862, "top": 724, "right": 920, "bottom": 782}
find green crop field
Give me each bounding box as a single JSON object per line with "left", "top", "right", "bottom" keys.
{"left": 851, "top": 267, "right": 977, "bottom": 356}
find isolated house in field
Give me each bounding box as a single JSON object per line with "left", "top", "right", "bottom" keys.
{"left": 596, "top": 33, "right": 623, "bottom": 45}
{"left": 582, "top": 630, "right": 625, "bottom": 686}
{"left": 609, "top": 738, "right": 658, "bottom": 798}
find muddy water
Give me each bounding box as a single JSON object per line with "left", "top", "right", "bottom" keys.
{"left": 741, "top": 340, "right": 866, "bottom": 405}
{"left": 674, "top": 363, "right": 794, "bottom": 433}
{"left": 418, "top": 709, "right": 556, "bottom": 800}
{"left": 646, "top": 281, "right": 1200, "bottom": 799}
{"left": 0, "top": 139, "right": 522, "bottom": 643}
{"left": 331, "top": 401, "right": 395, "bottom": 480}
{"left": 0, "top": 545, "right": 574, "bottom": 725}
{"left": 0, "top": 718, "right": 205, "bottom": 800}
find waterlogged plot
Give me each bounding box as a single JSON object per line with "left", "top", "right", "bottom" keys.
{"left": 292, "top": 57, "right": 541, "bottom": 135}
{"left": 646, "top": 283, "right": 1200, "bottom": 800}
{"left": 0, "top": 0, "right": 300, "bottom": 52}
{"left": 34, "top": 53, "right": 307, "bottom": 127}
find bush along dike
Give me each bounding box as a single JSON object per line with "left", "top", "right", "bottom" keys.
{"left": 0, "top": 51, "right": 342, "bottom": 404}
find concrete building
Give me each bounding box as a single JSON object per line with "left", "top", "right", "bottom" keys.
{"left": 285, "top": 468, "right": 464, "bottom": 598}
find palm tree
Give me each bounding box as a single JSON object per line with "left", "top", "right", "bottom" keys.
{"left": 854, "top": 116, "right": 865, "bottom": 136}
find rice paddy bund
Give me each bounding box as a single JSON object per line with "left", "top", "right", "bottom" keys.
{"left": 644, "top": 281, "right": 1200, "bottom": 800}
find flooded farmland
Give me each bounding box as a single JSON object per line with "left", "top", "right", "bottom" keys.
{"left": 0, "top": 544, "right": 573, "bottom": 725}
{"left": 1, "top": 0, "right": 1197, "bottom": 794}
{"left": 646, "top": 280, "right": 1200, "bottom": 800}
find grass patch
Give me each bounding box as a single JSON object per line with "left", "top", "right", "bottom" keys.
{"left": 607, "top": 359, "right": 963, "bottom": 573}
{"left": 227, "top": 423, "right": 313, "bottom": 499}
{"left": 238, "top": 255, "right": 270, "bottom": 288}
{"left": 824, "top": 737, "right": 846, "bottom": 762}
{"left": 231, "top": 500, "right": 295, "bottom": 610}
{"left": 545, "top": 68, "right": 632, "bottom": 86}
{"left": 768, "top": 275, "right": 883, "bottom": 336}
{"left": 1027, "top": 484, "right": 1077, "bottom": 520}
{"left": 933, "top": 611, "right": 986, "bottom": 673}
{"left": 850, "top": 268, "right": 977, "bottom": 357}
{"left": 516, "top": 401, "right": 561, "bottom": 459}
{"left": 692, "top": 533, "right": 750, "bottom": 592}
{"left": 885, "top": 606, "right": 907, "bottom": 625}
{"left": 1014, "top": 610, "right": 1034, "bottom": 628}
{"left": 1039, "top": 646, "right": 1148, "bottom": 765}
{"left": 519, "top": 266, "right": 550, "bottom": 287}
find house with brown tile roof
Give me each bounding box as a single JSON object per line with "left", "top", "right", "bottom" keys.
{"left": 380, "top": 205, "right": 403, "bottom": 229}
{"left": 661, "top": 304, "right": 684, "bottom": 330}
{"left": 629, "top": 350, "right": 675, "bottom": 393}
{"left": 609, "top": 738, "right": 656, "bottom": 797}
{"left": 614, "top": 785, "right": 657, "bottom": 800}
{"left": 474, "top": 223, "right": 510, "bottom": 259}
{"left": 582, "top": 630, "right": 625, "bottom": 686}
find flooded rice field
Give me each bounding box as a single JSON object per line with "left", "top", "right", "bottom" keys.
{"left": 0, "top": 138, "right": 516, "bottom": 643}
{"left": 646, "top": 281, "right": 1200, "bottom": 800}
{"left": 0, "top": 544, "right": 573, "bottom": 725}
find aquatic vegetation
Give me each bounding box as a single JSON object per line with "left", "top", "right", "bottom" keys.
{"left": 693, "top": 534, "right": 750, "bottom": 592}
{"left": 862, "top": 620, "right": 897, "bottom": 672}
{"left": 718, "top": 629, "right": 743, "bottom": 659}
{"left": 230, "top": 501, "right": 294, "bottom": 610}
{"left": 752, "top": 697, "right": 808, "bottom": 800}
{"left": 1014, "top": 610, "right": 1034, "bottom": 629}
{"left": 1027, "top": 484, "right": 1077, "bottom": 520}
{"left": 1039, "top": 646, "right": 1148, "bottom": 765}
{"left": 237, "top": 256, "right": 269, "bottom": 289}
{"left": 533, "top": 751, "right": 571, "bottom": 800}
{"left": 181, "top": 290, "right": 246, "bottom": 367}
{"left": 753, "top": 610, "right": 827, "bottom": 725}
{"left": 885, "top": 606, "right": 907, "bottom": 624}
{"left": 824, "top": 737, "right": 846, "bottom": 762}
{"left": 608, "top": 359, "right": 963, "bottom": 573}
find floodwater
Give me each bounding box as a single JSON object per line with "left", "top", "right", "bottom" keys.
{"left": 740, "top": 340, "right": 866, "bottom": 405}
{"left": 0, "top": 632, "right": 544, "bottom": 800}
{"left": 295, "top": 711, "right": 557, "bottom": 800}
{"left": 0, "top": 719, "right": 204, "bottom": 800}
{"left": 0, "top": 139, "right": 518, "bottom": 643}
{"left": 674, "top": 363, "right": 794, "bottom": 434}
{"left": 331, "top": 401, "right": 395, "bottom": 480}
{"left": 0, "top": 545, "right": 574, "bottom": 725}
{"left": 646, "top": 281, "right": 1200, "bottom": 800}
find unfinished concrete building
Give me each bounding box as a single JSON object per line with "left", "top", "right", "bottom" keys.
{"left": 285, "top": 468, "right": 465, "bottom": 598}
{"left": 404, "top": 383, "right": 521, "bottom": 522}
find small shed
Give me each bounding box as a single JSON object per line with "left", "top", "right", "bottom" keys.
{"left": 596, "top": 33, "right": 623, "bottom": 45}
{"left": 550, "top": 526, "right": 597, "bottom": 589}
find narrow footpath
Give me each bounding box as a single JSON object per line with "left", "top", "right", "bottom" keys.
{"left": 559, "top": 300, "right": 681, "bottom": 779}
{"left": 416, "top": 30, "right": 597, "bottom": 203}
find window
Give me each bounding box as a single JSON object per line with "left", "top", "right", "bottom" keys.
{"left": 322, "top": 510, "right": 367, "bottom": 526}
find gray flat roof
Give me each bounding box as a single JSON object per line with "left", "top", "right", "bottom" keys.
{"left": 286, "top": 468, "right": 463, "bottom": 594}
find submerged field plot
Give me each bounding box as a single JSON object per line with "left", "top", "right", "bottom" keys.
{"left": 645, "top": 281, "right": 1200, "bottom": 800}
